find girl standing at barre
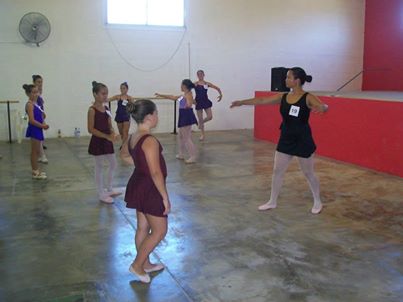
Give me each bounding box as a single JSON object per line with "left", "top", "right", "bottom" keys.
{"left": 194, "top": 70, "right": 222, "bottom": 141}
{"left": 108, "top": 82, "right": 134, "bottom": 143}
{"left": 120, "top": 99, "right": 170, "bottom": 284}
{"left": 23, "top": 84, "right": 49, "bottom": 179}
{"left": 231, "top": 67, "right": 328, "bottom": 214}
{"left": 87, "top": 81, "right": 120, "bottom": 204}
{"left": 156, "top": 79, "right": 198, "bottom": 164}
{"left": 32, "top": 74, "right": 48, "bottom": 163}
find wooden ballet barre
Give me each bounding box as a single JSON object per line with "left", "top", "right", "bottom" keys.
{"left": 0, "top": 100, "right": 20, "bottom": 143}
{"left": 0, "top": 100, "right": 20, "bottom": 104}
{"left": 132, "top": 97, "right": 178, "bottom": 134}
{"left": 132, "top": 97, "right": 166, "bottom": 100}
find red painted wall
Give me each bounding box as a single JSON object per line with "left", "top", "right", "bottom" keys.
{"left": 254, "top": 91, "right": 403, "bottom": 177}
{"left": 362, "top": 0, "right": 403, "bottom": 91}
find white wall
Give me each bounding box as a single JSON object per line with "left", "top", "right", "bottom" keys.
{"left": 0, "top": 0, "right": 365, "bottom": 139}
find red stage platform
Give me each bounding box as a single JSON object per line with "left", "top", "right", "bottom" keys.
{"left": 254, "top": 91, "right": 403, "bottom": 177}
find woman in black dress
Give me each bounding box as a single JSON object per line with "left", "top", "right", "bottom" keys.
{"left": 231, "top": 67, "right": 328, "bottom": 214}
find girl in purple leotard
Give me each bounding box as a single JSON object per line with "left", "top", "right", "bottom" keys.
{"left": 32, "top": 74, "right": 48, "bottom": 163}
{"left": 108, "top": 82, "right": 135, "bottom": 143}
{"left": 23, "top": 84, "right": 49, "bottom": 180}
{"left": 155, "top": 79, "right": 198, "bottom": 164}
{"left": 194, "top": 70, "right": 222, "bottom": 141}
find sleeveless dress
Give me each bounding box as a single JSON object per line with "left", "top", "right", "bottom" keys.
{"left": 25, "top": 102, "right": 44, "bottom": 141}
{"left": 88, "top": 106, "right": 115, "bottom": 156}
{"left": 195, "top": 84, "right": 213, "bottom": 110}
{"left": 115, "top": 99, "right": 130, "bottom": 123}
{"left": 125, "top": 134, "right": 168, "bottom": 217}
{"left": 277, "top": 93, "right": 316, "bottom": 158}
{"left": 177, "top": 96, "right": 198, "bottom": 128}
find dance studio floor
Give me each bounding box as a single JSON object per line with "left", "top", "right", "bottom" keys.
{"left": 0, "top": 130, "right": 402, "bottom": 302}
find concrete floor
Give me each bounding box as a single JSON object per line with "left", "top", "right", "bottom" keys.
{"left": 0, "top": 130, "right": 402, "bottom": 302}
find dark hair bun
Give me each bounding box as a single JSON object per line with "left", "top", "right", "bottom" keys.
{"left": 92, "top": 81, "right": 97, "bottom": 87}
{"left": 127, "top": 99, "right": 157, "bottom": 124}
{"left": 126, "top": 101, "right": 136, "bottom": 115}
{"left": 306, "top": 75, "right": 313, "bottom": 83}
{"left": 22, "top": 83, "right": 35, "bottom": 94}
{"left": 182, "top": 79, "right": 195, "bottom": 90}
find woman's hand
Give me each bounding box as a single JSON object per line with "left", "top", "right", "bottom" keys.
{"left": 107, "top": 133, "right": 119, "bottom": 142}
{"left": 42, "top": 123, "right": 49, "bottom": 130}
{"left": 230, "top": 101, "right": 242, "bottom": 108}
{"left": 217, "top": 95, "right": 223, "bottom": 102}
{"left": 163, "top": 199, "right": 171, "bottom": 215}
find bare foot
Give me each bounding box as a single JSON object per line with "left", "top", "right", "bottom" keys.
{"left": 199, "top": 135, "right": 205, "bottom": 141}
{"left": 258, "top": 201, "right": 277, "bottom": 211}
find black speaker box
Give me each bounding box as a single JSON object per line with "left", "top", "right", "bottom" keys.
{"left": 271, "top": 67, "right": 290, "bottom": 92}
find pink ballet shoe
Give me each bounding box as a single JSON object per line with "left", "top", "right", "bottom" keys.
{"left": 129, "top": 265, "right": 151, "bottom": 283}
{"left": 99, "top": 193, "right": 114, "bottom": 204}
{"left": 311, "top": 204, "right": 323, "bottom": 215}
{"left": 185, "top": 157, "right": 196, "bottom": 164}
{"left": 258, "top": 202, "right": 277, "bottom": 211}
{"left": 144, "top": 263, "right": 165, "bottom": 273}
{"left": 107, "top": 189, "right": 122, "bottom": 197}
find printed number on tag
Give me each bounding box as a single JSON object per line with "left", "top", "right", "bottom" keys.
{"left": 289, "top": 105, "right": 300, "bottom": 117}
{"left": 122, "top": 100, "right": 128, "bottom": 106}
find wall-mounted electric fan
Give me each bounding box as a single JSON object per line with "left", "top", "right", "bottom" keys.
{"left": 19, "top": 12, "right": 51, "bottom": 47}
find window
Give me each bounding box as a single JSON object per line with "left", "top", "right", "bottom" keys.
{"left": 107, "top": 0, "right": 185, "bottom": 27}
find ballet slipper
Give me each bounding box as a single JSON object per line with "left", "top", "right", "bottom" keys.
{"left": 258, "top": 201, "right": 277, "bottom": 211}
{"left": 99, "top": 193, "right": 114, "bottom": 204}
{"left": 311, "top": 204, "right": 323, "bottom": 215}
{"left": 176, "top": 154, "right": 185, "bottom": 160}
{"left": 185, "top": 158, "right": 196, "bottom": 164}
{"left": 129, "top": 265, "right": 151, "bottom": 283}
{"left": 199, "top": 135, "right": 205, "bottom": 141}
{"left": 32, "top": 170, "right": 47, "bottom": 180}
{"left": 144, "top": 263, "right": 165, "bottom": 274}
{"left": 38, "top": 156, "right": 49, "bottom": 164}
{"left": 107, "top": 189, "right": 122, "bottom": 197}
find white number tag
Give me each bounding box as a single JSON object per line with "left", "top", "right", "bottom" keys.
{"left": 289, "top": 105, "right": 300, "bottom": 117}
{"left": 122, "top": 100, "right": 128, "bottom": 106}
{"left": 106, "top": 110, "right": 112, "bottom": 117}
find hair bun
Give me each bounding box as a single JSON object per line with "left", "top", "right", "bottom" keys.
{"left": 23, "top": 84, "right": 28, "bottom": 89}
{"left": 306, "top": 75, "right": 313, "bottom": 83}
{"left": 126, "top": 101, "right": 137, "bottom": 114}
{"left": 92, "top": 81, "right": 98, "bottom": 87}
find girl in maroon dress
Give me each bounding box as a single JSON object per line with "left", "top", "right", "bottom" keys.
{"left": 120, "top": 99, "right": 170, "bottom": 284}
{"left": 87, "top": 81, "right": 120, "bottom": 204}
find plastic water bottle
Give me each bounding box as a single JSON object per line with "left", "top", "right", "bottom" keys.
{"left": 58, "top": 129, "right": 61, "bottom": 138}
{"left": 77, "top": 128, "right": 81, "bottom": 138}
{"left": 74, "top": 128, "right": 79, "bottom": 138}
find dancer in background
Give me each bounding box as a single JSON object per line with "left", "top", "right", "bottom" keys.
{"left": 108, "top": 82, "right": 134, "bottom": 143}
{"left": 230, "top": 67, "right": 328, "bottom": 214}
{"left": 32, "top": 75, "right": 48, "bottom": 163}
{"left": 156, "top": 79, "right": 198, "bottom": 164}
{"left": 87, "top": 81, "right": 120, "bottom": 204}
{"left": 23, "top": 84, "right": 49, "bottom": 179}
{"left": 120, "top": 99, "right": 169, "bottom": 284}
{"left": 194, "top": 70, "right": 222, "bottom": 141}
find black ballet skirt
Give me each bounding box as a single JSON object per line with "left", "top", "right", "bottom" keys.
{"left": 276, "top": 93, "right": 316, "bottom": 158}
